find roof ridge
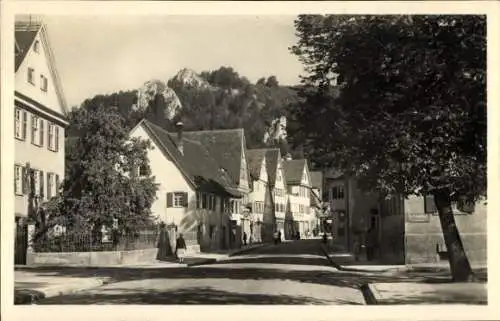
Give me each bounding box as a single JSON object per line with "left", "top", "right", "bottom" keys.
{"left": 183, "top": 128, "right": 244, "bottom": 134}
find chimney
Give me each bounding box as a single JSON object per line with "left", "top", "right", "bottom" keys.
{"left": 176, "top": 121, "right": 184, "bottom": 155}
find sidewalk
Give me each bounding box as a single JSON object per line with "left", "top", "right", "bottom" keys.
{"left": 183, "top": 243, "right": 271, "bottom": 266}
{"left": 14, "top": 261, "right": 188, "bottom": 304}
{"left": 15, "top": 270, "right": 109, "bottom": 304}
{"left": 365, "top": 281, "right": 487, "bottom": 305}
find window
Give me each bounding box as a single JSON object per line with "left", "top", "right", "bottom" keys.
{"left": 332, "top": 186, "right": 345, "bottom": 200}
{"left": 31, "top": 115, "right": 42, "bottom": 146}
{"left": 33, "top": 40, "right": 40, "bottom": 53}
{"left": 167, "top": 192, "right": 187, "bottom": 208}
{"left": 138, "top": 164, "right": 148, "bottom": 176}
{"left": 202, "top": 193, "right": 207, "bottom": 209}
{"left": 39, "top": 119, "right": 44, "bottom": 146}
{"left": 40, "top": 75, "right": 48, "bottom": 92}
{"left": 173, "top": 193, "right": 184, "bottom": 207}
{"left": 15, "top": 108, "right": 22, "bottom": 139}
{"left": 196, "top": 192, "right": 202, "bottom": 209}
{"left": 254, "top": 201, "right": 264, "bottom": 213}
{"left": 14, "top": 165, "right": 23, "bottom": 195}
{"left": 48, "top": 123, "right": 55, "bottom": 150}
{"left": 28, "top": 68, "right": 35, "bottom": 85}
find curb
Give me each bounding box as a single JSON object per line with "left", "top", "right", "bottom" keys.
{"left": 15, "top": 278, "right": 109, "bottom": 304}
{"left": 360, "top": 284, "right": 379, "bottom": 305}
{"left": 228, "top": 243, "right": 271, "bottom": 257}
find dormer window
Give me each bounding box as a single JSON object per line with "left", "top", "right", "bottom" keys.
{"left": 27, "top": 68, "right": 35, "bottom": 85}
{"left": 33, "top": 40, "right": 40, "bottom": 53}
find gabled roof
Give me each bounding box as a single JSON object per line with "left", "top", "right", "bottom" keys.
{"left": 138, "top": 120, "right": 242, "bottom": 197}
{"left": 247, "top": 149, "right": 267, "bottom": 181}
{"left": 283, "top": 159, "right": 307, "bottom": 186}
{"left": 182, "top": 129, "right": 245, "bottom": 186}
{"left": 15, "top": 19, "right": 68, "bottom": 115}
{"left": 15, "top": 21, "right": 41, "bottom": 71}
{"left": 264, "top": 149, "right": 280, "bottom": 188}
{"left": 310, "top": 171, "right": 323, "bottom": 190}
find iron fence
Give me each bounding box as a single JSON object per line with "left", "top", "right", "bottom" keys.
{"left": 33, "top": 227, "right": 159, "bottom": 253}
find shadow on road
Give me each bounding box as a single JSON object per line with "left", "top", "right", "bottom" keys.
{"left": 39, "top": 286, "right": 361, "bottom": 305}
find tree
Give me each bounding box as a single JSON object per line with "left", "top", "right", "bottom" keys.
{"left": 290, "top": 15, "right": 486, "bottom": 281}
{"left": 61, "top": 103, "right": 158, "bottom": 245}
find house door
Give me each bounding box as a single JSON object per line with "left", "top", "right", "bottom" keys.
{"left": 15, "top": 218, "right": 28, "bottom": 265}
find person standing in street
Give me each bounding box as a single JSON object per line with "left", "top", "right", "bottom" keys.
{"left": 175, "top": 233, "right": 187, "bottom": 263}
{"left": 243, "top": 232, "right": 248, "bottom": 246}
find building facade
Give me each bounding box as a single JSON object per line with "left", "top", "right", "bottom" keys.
{"left": 325, "top": 169, "right": 487, "bottom": 264}
{"left": 182, "top": 128, "right": 251, "bottom": 249}
{"left": 129, "top": 120, "right": 244, "bottom": 254}
{"left": 264, "top": 149, "right": 287, "bottom": 241}
{"left": 14, "top": 19, "right": 69, "bottom": 264}
{"left": 247, "top": 149, "right": 272, "bottom": 243}
{"left": 283, "top": 158, "right": 313, "bottom": 239}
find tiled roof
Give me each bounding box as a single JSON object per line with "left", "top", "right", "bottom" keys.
{"left": 264, "top": 149, "right": 280, "bottom": 188}
{"left": 246, "top": 149, "right": 267, "bottom": 181}
{"left": 310, "top": 171, "right": 323, "bottom": 190}
{"left": 15, "top": 21, "right": 42, "bottom": 72}
{"left": 182, "top": 129, "right": 244, "bottom": 186}
{"left": 142, "top": 120, "right": 242, "bottom": 197}
{"left": 283, "top": 159, "right": 306, "bottom": 185}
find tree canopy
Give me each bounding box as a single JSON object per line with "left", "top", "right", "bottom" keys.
{"left": 290, "top": 15, "right": 486, "bottom": 281}
{"left": 61, "top": 103, "right": 158, "bottom": 238}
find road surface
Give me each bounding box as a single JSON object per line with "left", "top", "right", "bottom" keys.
{"left": 39, "top": 240, "right": 366, "bottom": 305}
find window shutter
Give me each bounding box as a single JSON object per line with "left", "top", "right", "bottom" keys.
{"left": 31, "top": 116, "right": 35, "bottom": 143}
{"left": 424, "top": 194, "right": 437, "bottom": 214}
{"left": 39, "top": 170, "right": 44, "bottom": 198}
{"left": 55, "top": 126, "right": 59, "bottom": 151}
{"left": 40, "top": 119, "right": 44, "bottom": 146}
{"left": 183, "top": 192, "right": 189, "bottom": 207}
{"left": 22, "top": 111, "right": 27, "bottom": 139}
{"left": 166, "top": 192, "right": 173, "bottom": 208}
{"left": 55, "top": 174, "right": 60, "bottom": 192}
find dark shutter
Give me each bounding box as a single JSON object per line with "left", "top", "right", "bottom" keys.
{"left": 424, "top": 194, "right": 437, "bottom": 214}
{"left": 55, "top": 126, "right": 59, "bottom": 151}
{"left": 22, "top": 111, "right": 27, "bottom": 139}
{"left": 55, "top": 174, "right": 60, "bottom": 192}
{"left": 40, "top": 120, "right": 44, "bottom": 146}
{"left": 166, "top": 192, "right": 173, "bottom": 208}
{"left": 183, "top": 192, "right": 189, "bottom": 207}
{"left": 39, "top": 170, "right": 44, "bottom": 198}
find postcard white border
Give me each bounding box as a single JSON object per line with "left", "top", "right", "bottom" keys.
{"left": 2, "top": 1, "right": 499, "bottom": 321}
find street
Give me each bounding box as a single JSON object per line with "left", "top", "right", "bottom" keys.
{"left": 38, "top": 240, "right": 367, "bottom": 305}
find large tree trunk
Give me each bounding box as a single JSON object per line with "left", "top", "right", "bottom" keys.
{"left": 433, "top": 189, "right": 473, "bottom": 282}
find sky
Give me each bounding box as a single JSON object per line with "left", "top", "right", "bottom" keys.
{"left": 42, "top": 15, "right": 305, "bottom": 108}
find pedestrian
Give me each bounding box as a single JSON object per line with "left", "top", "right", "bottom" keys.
{"left": 273, "top": 230, "right": 279, "bottom": 245}
{"left": 243, "top": 232, "right": 248, "bottom": 246}
{"left": 278, "top": 231, "right": 282, "bottom": 243}
{"left": 175, "top": 233, "right": 187, "bottom": 263}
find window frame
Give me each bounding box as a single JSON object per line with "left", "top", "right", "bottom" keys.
{"left": 173, "top": 192, "right": 184, "bottom": 208}
{"left": 27, "top": 67, "right": 35, "bottom": 85}
{"left": 14, "top": 165, "right": 23, "bottom": 195}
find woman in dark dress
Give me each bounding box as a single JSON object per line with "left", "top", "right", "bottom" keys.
{"left": 175, "top": 233, "right": 187, "bottom": 263}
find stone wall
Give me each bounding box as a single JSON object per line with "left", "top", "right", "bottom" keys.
{"left": 27, "top": 248, "right": 159, "bottom": 266}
